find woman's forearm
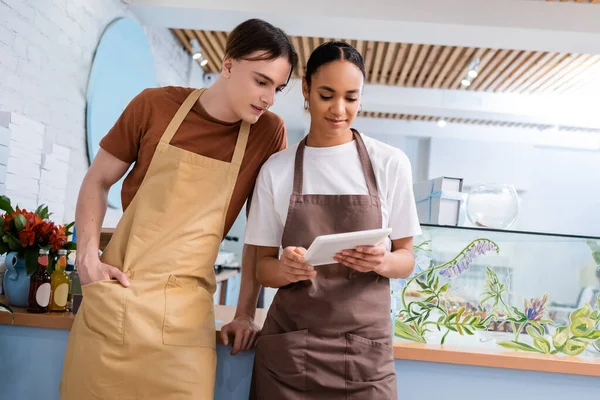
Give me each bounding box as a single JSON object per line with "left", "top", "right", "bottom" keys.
{"left": 256, "top": 255, "right": 290, "bottom": 288}
{"left": 377, "top": 249, "right": 415, "bottom": 279}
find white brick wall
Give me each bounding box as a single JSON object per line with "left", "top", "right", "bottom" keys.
{"left": 0, "top": 0, "right": 191, "bottom": 225}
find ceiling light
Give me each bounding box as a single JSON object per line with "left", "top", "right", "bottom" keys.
{"left": 467, "top": 69, "right": 478, "bottom": 79}
{"left": 189, "top": 38, "right": 207, "bottom": 66}
{"left": 461, "top": 78, "right": 471, "bottom": 87}
{"left": 437, "top": 118, "right": 447, "bottom": 128}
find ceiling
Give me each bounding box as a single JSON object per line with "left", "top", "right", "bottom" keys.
{"left": 173, "top": 28, "right": 600, "bottom": 96}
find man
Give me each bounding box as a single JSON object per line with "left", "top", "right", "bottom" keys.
{"left": 60, "top": 19, "right": 298, "bottom": 399}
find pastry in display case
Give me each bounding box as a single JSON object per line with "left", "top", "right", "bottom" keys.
{"left": 391, "top": 224, "right": 600, "bottom": 358}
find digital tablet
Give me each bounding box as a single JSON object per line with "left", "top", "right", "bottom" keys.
{"left": 303, "top": 228, "right": 392, "bottom": 266}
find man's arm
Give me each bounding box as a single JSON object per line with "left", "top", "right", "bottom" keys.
{"left": 76, "top": 148, "right": 131, "bottom": 287}
{"left": 219, "top": 244, "right": 262, "bottom": 355}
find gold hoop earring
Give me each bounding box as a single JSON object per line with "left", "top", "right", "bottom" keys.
{"left": 304, "top": 100, "right": 309, "bottom": 110}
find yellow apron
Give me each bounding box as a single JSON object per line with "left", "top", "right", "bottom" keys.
{"left": 60, "top": 88, "right": 250, "bottom": 399}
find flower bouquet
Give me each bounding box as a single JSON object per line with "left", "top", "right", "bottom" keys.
{"left": 0, "top": 195, "right": 76, "bottom": 312}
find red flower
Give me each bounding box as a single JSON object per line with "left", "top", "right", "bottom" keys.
{"left": 19, "top": 227, "right": 36, "bottom": 247}
{"left": 49, "top": 225, "right": 67, "bottom": 251}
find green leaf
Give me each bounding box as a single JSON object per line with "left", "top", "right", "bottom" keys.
{"left": 526, "top": 325, "right": 541, "bottom": 338}
{"left": 35, "top": 204, "right": 50, "bottom": 219}
{"left": 424, "top": 296, "right": 436, "bottom": 303}
{"left": 562, "top": 337, "right": 588, "bottom": 356}
{"left": 4, "top": 234, "right": 21, "bottom": 251}
{"left": 14, "top": 213, "right": 27, "bottom": 231}
{"left": 394, "top": 320, "right": 426, "bottom": 343}
{"left": 511, "top": 307, "right": 527, "bottom": 320}
{"left": 25, "top": 247, "right": 39, "bottom": 275}
{"left": 433, "top": 276, "right": 440, "bottom": 292}
{"left": 552, "top": 326, "right": 569, "bottom": 350}
{"left": 427, "top": 268, "right": 434, "bottom": 287}
{"left": 0, "top": 217, "right": 4, "bottom": 230}
{"left": 463, "top": 326, "right": 474, "bottom": 335}
{"left": 570, "top": 303, "right": 592, "bottom": 322}
{"left": 591, "top": 310, "right": 599, "bottom": 321}
{"left": 441, "top": 330, "right": 450, "bottom": 345}
{"left": 533, "top": 337, "right": 551, "bottom": 354}
{"left": 570, "top": 317, "right": 595, "bottom": 337}
{"left": 584, "top": 330, "right": 600, "bottom": 340}
{"left": 497, "top": 340, "right": 543, "bottom": 353}
{"left": 0, "top": 238, "right": 8, "bottom": 255}
{"left": 529, "top": 321, "right": 546, "bottom": 337}
{"left": 62, "top": 242, "right": 77, "bottom": 251}
{"left": 446, "top": 313, "right": 458, "bottom": 323}
{"left": 416, "top": 279, "right": 428, "bottom": 290}
{"left": 0, "top": 195, "right": 14, "bottom": 214}
{"left": 438, "top": 283, "right": 449, "bottom": 294}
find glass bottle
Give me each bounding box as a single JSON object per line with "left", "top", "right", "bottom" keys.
{"left": 49, "top": 249, "right": 69, "bottom": 312}
{"left": 27, "top": 249, "right": 52, "bottom": 313}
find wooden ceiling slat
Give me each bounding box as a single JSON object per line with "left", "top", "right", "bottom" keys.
{"left": 216, "top": 31, "right": 228, "bottom": 53}
{"left": 503, "top": 52, "right": 556, "bottom": 91}
{"left": 485, "top": 51, "right": 533, "bottom": 92}
{"left": 175, "top": 29, "right": 599, "bottom": 96}
{"left": 291, "top": 37, "right": 305, "bottom": 77}
{"left": 513, "top": 53, "right": 566, "bottom": 92}
{"left": 479, "top": 50, "right": 523, "bottom": 91}
{"left": 470, "top": 49, "right": 514, "bottom": 91}
{"left": 396, "top": 44, "right": 420, "bottom": 86}
{"left": 424, "top": 46, "right": 452, "bottom": 88}
{"left": 194, "top": 30, "right": 221, "bottom": 72}
{"left": 443, "top": 47, "right": 476, "bottom": 89}
{"left": 205, "top": 31, "right": 225, "bottom": 60}
{"left": 415, "top": 45, "right": 441, "bottom": 87}
{"left": 378, "top": 42, "right": 398, "bottom": 84}
{"left": 370, "top": 42, "right": 387, "bottom": 84}
{"left": 433, "top": 46, "right": 464, "bottom": 88}
{"left": 461, "top": 48, "right": 500, "bottom": 90}
{"left": 542, "top": 55, "right": 600, "bottom": 92}
{"left": 301, "top": 36, "right": 312, "bottom": 76}
{"left": 450, "top": 47, "right": 485, "bottom": 89}
{"left": 363, "top": 41, "right": 376, "bottom": 79}
{"left": 495, "top": 51, "right": 544, "bottom": 91}
{"left": 355, "top": 40, "right": 365, "bottom": 59}
{"left": 526, "top": 54, "right": 579, "bottom": 93}
{"left": 387, "top": 43, "right": 408, "bottom": 85}
{"left": 406, "top": 45, "right": 431, "bottom": 87}
{"left": 555, "top": 58, "right": 600, "bottom": 93}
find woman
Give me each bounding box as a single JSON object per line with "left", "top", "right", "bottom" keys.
{"left": 244, "top": 41, "right": 422, "bottom": 399}
{"left": 60, "top": 19, "right": 297, "bottom": 400}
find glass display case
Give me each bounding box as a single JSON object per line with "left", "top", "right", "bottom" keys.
{"left": 392, "top": 224, "right": 600, "bottom": 358}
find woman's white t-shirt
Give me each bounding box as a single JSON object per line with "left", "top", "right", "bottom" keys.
{"left": 243, "top": 133, "right": 422, "bottom": 249}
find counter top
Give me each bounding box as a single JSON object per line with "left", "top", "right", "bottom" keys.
{"left": 1, "top": 294, "right": 598, "bottom": 377}
{"left": 0, "top": 295, "right": 266, "bottom": 343}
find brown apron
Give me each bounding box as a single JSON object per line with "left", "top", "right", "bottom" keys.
{"left": 250, "top": 131, "right": 397, "bottom": 399}
{"left": 60, "top": 88, "right": 250, "bottom": 399}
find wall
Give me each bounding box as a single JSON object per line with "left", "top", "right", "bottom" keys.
{"left": 0, "top": 0, "right": 191, "bottom": 225}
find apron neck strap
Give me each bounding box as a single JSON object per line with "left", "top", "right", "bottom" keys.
{"left": 159, "top": 87, "right": 251, "bottom": 167}
{"left": 160, "top": 88, "right": 205, "bottom": 145}
{"left": 292, "top": 130, "right": 379, "bottom": 196}
{"left": 231, "top": 122, "right": 251, "bottom": 167}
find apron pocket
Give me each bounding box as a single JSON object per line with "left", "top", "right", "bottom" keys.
{"left": 162, "top": 274, "right": 216, "bottom": 348}
{"left": 80, "top": 280, "right": 127, "bottom": 344}
{"left": 345, "top": 333, "right": 395, "bottom": 383}
{"left": 254, "top": 330, "right": 308, "bottom": 392}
